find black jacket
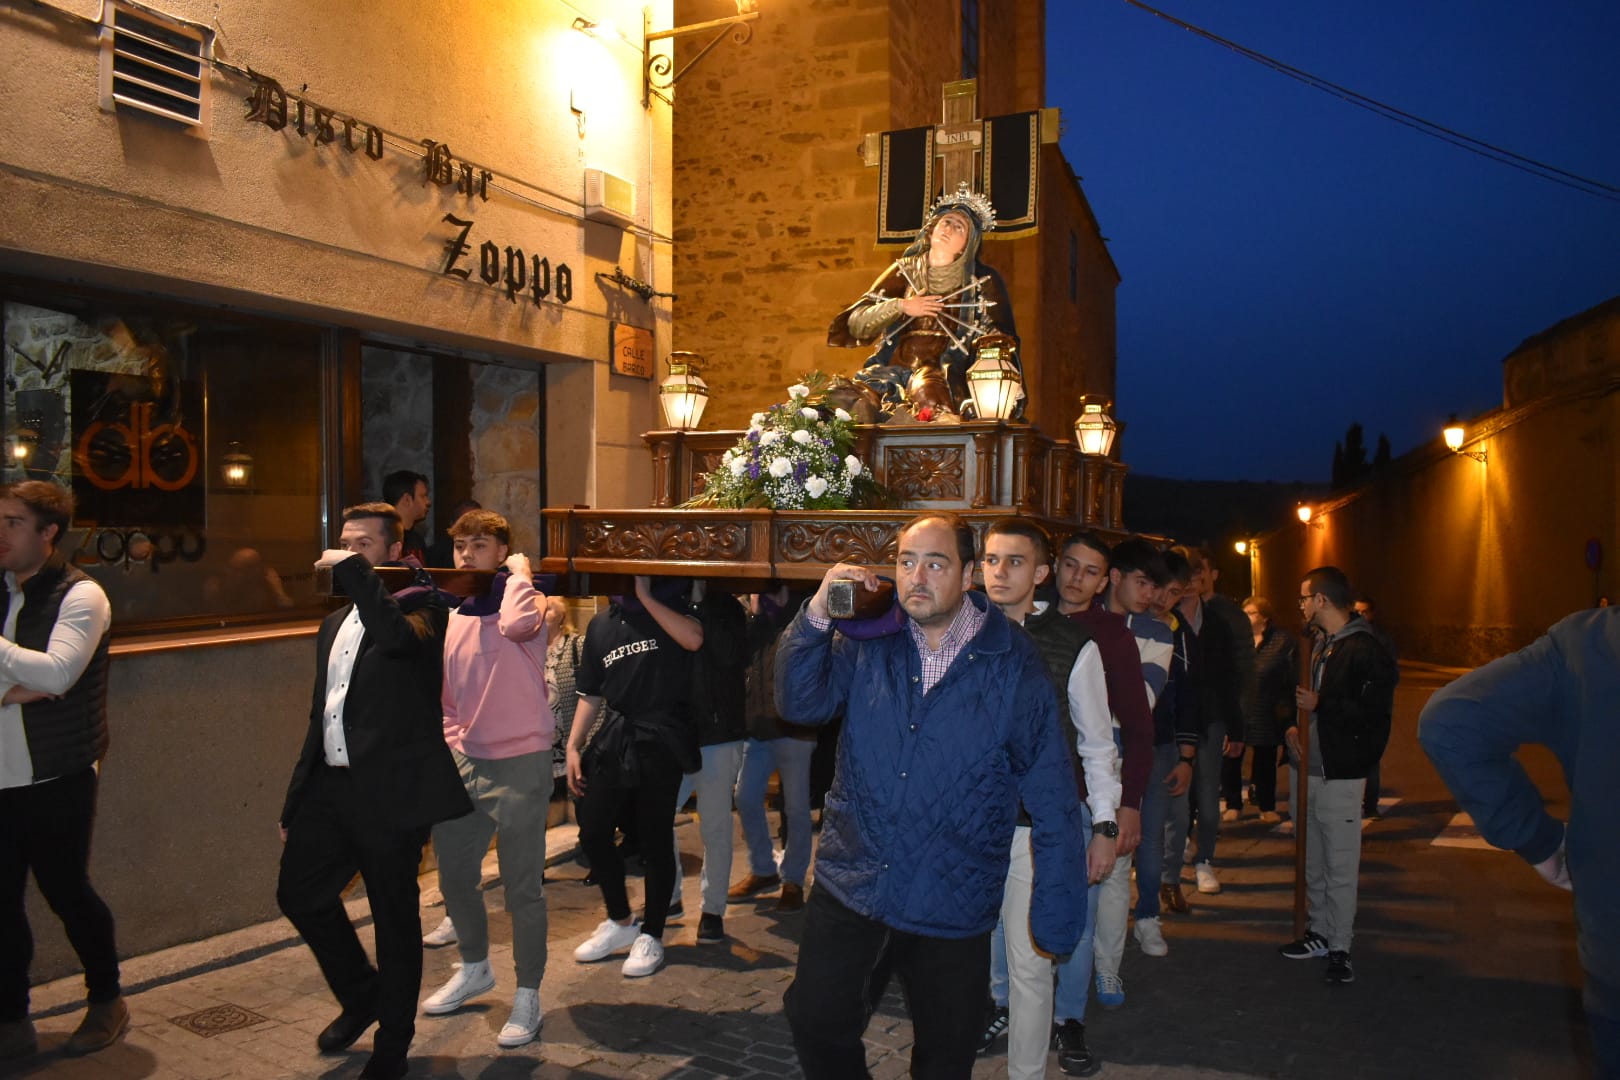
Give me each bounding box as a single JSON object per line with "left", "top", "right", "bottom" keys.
{"left": 690, "top": 592, "right": 749, "bottom": 747}
{"left": 280, "top": 555, "right": 472, "bottom": 830}
{"left": 1311, "top": 620, "right": 1397, "bottom": 779}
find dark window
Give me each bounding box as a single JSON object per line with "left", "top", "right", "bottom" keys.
{"left": 961, "top": 0, "right": 980, "bottom": 79}
{"left": 3, "top": 290, "right": 325, "bottom": 629}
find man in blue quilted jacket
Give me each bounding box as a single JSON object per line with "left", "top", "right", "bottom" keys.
{"left": 775, "top": 513, "right": 1088, "bottom": 1079}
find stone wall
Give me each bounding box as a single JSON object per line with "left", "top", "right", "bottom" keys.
{"left": 360, "top": 347, "right": 435, "bottom": 506}
{"left": 471, "top": 363, "right": 543, "bottom": 557}
{"left": 672, "top": 0, "right": 1117, "bottom": 443}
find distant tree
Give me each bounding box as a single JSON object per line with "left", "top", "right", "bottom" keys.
{"left": 1331, "top": 422, "right": 1371, "bottom": 490}
{"left": 1331, "top": 442, "right": 1346, "bottom": 488}
{"left": 1373, "top": 434, "right": 1391, "bottom": 470}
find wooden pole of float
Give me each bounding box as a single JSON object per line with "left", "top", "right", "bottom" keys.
{"left": 1292, "top": 629, "right": 1314, "bottom": 941}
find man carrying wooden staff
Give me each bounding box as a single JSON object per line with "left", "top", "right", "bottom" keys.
{"left": 1279, "top": 566, "right": 1396, "bottom": 985}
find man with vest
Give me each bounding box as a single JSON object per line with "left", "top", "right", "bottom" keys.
{"left": 0, "top": 481, "right": 122, "bottom": 1061}
{"left": 979, "top": 518, "right": 1117, "bottom": 1080}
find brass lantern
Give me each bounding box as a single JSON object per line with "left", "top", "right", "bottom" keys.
{"left": 1073, "top": 397, "right": 1118, "bottom": 457}
{"left": 965, "top": 333, "right": 1023, "bottom": 421}
{"left": 659, "top": 352, "right": 709, "bottom": 430}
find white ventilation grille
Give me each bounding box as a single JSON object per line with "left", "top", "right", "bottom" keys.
{"left": 584, "top": 168, "right": 636, "bottom": 229}
{"left": 98, "top": 2, "right": 212, "bottom": 135}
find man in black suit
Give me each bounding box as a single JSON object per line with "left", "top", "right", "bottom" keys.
{"left": 276, "top": 503, "right": 472, "bottom": 1080}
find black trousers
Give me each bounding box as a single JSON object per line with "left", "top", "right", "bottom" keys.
{"left": 784, "top": 885, "right": 989, "bottom": 1080}
{"left": 577, "top": 739, "right": 684, "bottom": 939}
{"left": 0, "top": 767, "right": 121, "bottom": 1021}
{"left": 1223, "top": 745, "right": 1280, "bottom": 811}
{"left": 276, "top": 763, "right": 429, "bottom": 1061}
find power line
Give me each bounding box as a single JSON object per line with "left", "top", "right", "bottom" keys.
{"left": 1119, "top": 0, "right": 1620, "bottom": 204}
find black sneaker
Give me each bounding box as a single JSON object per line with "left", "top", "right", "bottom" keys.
{"left": 976, "top": 1003, "right": 1008, "bottom": 1054}
{"left": 1325, "top": 950, "right": 1355, "bottom": 984}
{"left": 1053, "top": 1019, "right": 1099, "bottom": 1076}
{"left": 696, "top": 912, "right": 726, "bottom": 944}
{"left": 1279, "top": 930, "right": 1329, "bottom": 959}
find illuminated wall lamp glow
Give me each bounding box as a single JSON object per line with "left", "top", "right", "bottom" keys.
{"left": 1442, "top": 413, "right": 1487, "bottom": 462}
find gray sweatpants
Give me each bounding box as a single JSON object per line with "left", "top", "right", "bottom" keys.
{"left": 1305, "top": 776, "right": 1365, "bottom": 953}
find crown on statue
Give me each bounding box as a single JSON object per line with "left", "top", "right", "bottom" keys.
{"left": 929, "top": 181, "right": 996, "bottom": 233}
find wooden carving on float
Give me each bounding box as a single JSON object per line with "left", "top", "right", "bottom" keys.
{"left": 577, "top": 519, "right": 750, "bottom": 561}
{"left": 884, "top": 445, "right": 966, "bottom": 501}
{"left": 777, "top": 520, "right": 901, "bottom": 567}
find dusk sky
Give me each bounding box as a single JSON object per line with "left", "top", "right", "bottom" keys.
{"left": 1045, "top": 0, "right": 1620, "bottom": 482}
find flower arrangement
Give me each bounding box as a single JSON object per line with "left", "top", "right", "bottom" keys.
{"left": 685, "top": 374, "right": 883, "bottom": 511}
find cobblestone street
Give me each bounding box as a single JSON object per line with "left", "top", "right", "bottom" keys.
{"left": 7, "top": 665, "right": 1593, "bottom": 1078}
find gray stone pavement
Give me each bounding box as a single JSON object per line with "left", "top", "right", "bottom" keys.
{"left": 6, "top": 665, "right": 1596, "bottom": 1078}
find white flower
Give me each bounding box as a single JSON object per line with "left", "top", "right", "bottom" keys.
{"left": 845, "top": 455, "right": 863, "bottom": 476}
{"left": 749, "top": 412, "right": 767, "bottom": 430}
{"left": 791, "top": 428, "right": 813, "bottom": 445}
{"left": 787, "top": 383, "right": 810, "bottom": 400}
{"left": 729, "top": 456, "right": 749, "bottom": 477}
{"left": 834, "top": 408, "right": 852, "bottom": 422}
{"left": 768, "top": 456, "right": 792, "bottom": 478}
{"left": 800, "top": 407, "right": 819, "bottom": 420}
{"left": 760, "top": 429, "right": 782, "bottom": 446}
{"left": 804, "top": 475, "right": 829, "bottom": 499}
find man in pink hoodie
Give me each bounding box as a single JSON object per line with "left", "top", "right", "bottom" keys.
{"left": 418, "top": 510, "right": 552, "bottom": 1049}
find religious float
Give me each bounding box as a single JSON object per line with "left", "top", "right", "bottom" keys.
{"left": 540, "top": 164, "right": 1130, "bottom": 596}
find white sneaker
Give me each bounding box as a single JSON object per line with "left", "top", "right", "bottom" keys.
{"left": 421, "top": 959, "right": 495, "bottom": 1015}
{"left": 1133, "top": 916, "right": 1169, "bottom": 957}
{"left": 573, "top": 918, "right": 641, "bottom": 963}
{"left": 621, "top": 933, "right": 665, "bottom": 978}
{"left": 1195, "top": 861, "right": 1222, "bottom": 894}
{"left": 422, "top": 916, "right": 458, "bottom": 947}
{"left": 497, "top": 987, "right": 542, "bottom": 1048}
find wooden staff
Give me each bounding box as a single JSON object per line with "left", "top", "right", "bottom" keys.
{"left": 1292, "top": 629, "right": 1314, "bottom": 940}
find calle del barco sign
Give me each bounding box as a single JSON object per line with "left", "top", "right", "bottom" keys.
{"left": 243, "top": 71, "right": 574, "bottom": 313}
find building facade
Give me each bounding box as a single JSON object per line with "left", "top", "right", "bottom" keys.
{"left": 1250, "top": 296, "right": 1620, "bottom": 668}
{"left": 3, "top": 0, "right": 673, "bottom": 978}
{"left": 669, "top": 0, "right": 1120, "bottom": 438}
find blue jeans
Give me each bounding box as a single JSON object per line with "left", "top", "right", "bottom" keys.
{"left": 1132, "top": 743, "right": 1179, "bottom": 919}
{"left": 1193, "top": 720, "right": 1225, "bottom": 863}
{"left": 736, "top": 735, "right": 816, "bottom": 887}
{"left": 673, "top": 740, "right": 746, "bottom": 916}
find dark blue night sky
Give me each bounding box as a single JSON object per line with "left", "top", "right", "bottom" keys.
{"left": 1045, "top": 0, "right": 1620, "bottom": 481}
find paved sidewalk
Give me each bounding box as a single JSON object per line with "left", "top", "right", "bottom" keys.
{"left": 6, "top": 667, "right": 1596, "bottom": 1078}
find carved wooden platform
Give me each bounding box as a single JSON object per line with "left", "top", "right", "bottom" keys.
{"left": 645, "top": 420, "right": 1126, "bottom": 528}
{"left": 538, "top": 420, "right": 1129, "bottom": 591}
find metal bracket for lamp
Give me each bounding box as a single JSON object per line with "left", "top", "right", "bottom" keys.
{"left": 643, "top": 2, "right": 761, "bottom": 108}
{"left": 596, "top": 266, "right": 676, "bottom": 303}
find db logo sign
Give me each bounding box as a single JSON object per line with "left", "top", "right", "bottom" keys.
{"left": 73, "top": 402, "right": 199, "bottom": 492}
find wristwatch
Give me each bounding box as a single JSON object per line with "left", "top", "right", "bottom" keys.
{"left": 1092, "top": 820, "right": 1119, "bottom": 839}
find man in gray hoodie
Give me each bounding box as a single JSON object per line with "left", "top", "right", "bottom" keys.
{"left": 1279, "top": 566, "right": 1396, "bottom": 985}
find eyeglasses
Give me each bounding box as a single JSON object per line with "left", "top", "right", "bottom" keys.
{"left": 1297, "top": 594, "right": 1317, "bottom": 607}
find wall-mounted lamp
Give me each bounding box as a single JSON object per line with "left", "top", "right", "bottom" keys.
{"left": 1234, "top": 540, "right": 1248, "bottom": 556}
{"left": 1296, "top": 503, "right": 1325, "bottom": 529}
{"left": 965, "top": 333, "right": 1022, "bottom": 421}
{"left": 221, "top": 441, "right": 254, "bottom": 490}
{"left": 659, "top": 352, "right": 710, "bottom": 430}
{"left": 1442, "top": 414, "right": 1487, "bottom": 462}
{"left": 1073, "top": 396, "right": 1119, "bottom": 457}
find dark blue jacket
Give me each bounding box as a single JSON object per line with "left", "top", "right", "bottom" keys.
{"left": 774, "top": 592, "right": 1087, "bottom": 953}
{"left": 1418, "top": 607, "right": 1619, "bottom": 998}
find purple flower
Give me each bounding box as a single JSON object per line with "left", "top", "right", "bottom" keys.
{"left": 748, "top": 462, "right": 761, "bottom": 479}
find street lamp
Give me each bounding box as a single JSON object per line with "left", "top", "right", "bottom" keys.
{"left": 1234, "top": 540, "right": 1248, "bottom": 555}
{"left": 965, "top": 333, "right": 1022, "bottom": 421}
{"left": 1296, "top": 504, "right": 1312, "bottom": 524}
{"left": 1442, "top": 414, "right": 1487, "bottom": 462}
{"left": 658, "top": 352, "right": 710, "bottom": 430}
{"left": 1073, "top": 397, "right": 1118, "bottom": 457}
{"left": 220, "top": 441, "right": 254, "bottom": 490}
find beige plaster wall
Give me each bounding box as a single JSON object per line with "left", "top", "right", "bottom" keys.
{"left": 0, "top": 0, "right": 672, "bottom": 510}
{"left": 29, "top": 636, "right": 313, "bottom": 984}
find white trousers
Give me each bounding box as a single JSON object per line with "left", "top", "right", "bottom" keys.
{"left": 999, "top": 827, "right": 1052, "bottom": 1080}
{"left": 1092, "top": 852, "right": 1132, "bottom": 978}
